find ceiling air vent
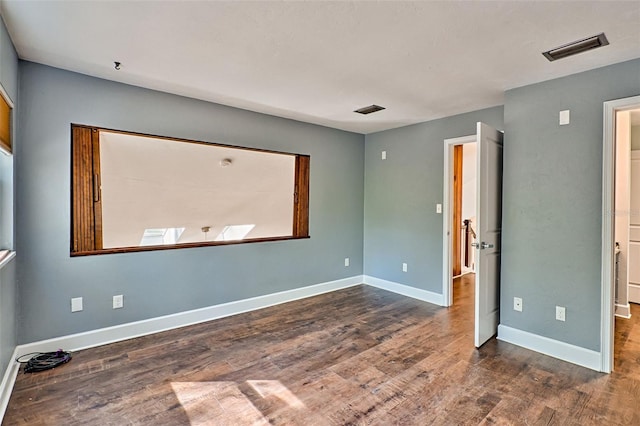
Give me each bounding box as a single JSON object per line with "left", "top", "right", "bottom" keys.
{"left": 542, "top": 33, "right": 609, "bottom": 62}
{"left": 354, "top": 104, "right": 386, "bottom": 115}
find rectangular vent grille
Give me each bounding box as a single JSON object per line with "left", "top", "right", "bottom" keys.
{"left": 543, "top": 33, "right": 609, "bottom": 62}
{"left": 354, "top": 104, "right": 386, "bottom": 115}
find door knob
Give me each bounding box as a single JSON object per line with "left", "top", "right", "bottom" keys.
{"left": 480, "top": 242, "right": 494, "bottom": 249}
{"left": 471, "top": 242, "right": 480, "bottom": 248}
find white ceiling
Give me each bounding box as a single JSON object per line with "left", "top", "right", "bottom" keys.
{"left": 1, "top": 1, "right": 640, "bottom": 134}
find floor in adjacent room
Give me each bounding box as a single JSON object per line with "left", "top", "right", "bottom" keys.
{"left": 4, "top": 277, "right": 640, "bottom": 425}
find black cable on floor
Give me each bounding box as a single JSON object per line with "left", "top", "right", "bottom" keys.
{"left": 16, "top": 350, "right": 72, "bottom": 373}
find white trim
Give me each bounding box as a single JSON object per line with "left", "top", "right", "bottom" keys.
{"left": 602, "top": 95, "right": 640, "bottom": 373}
{"left": 0, "top": 348, "right": 20, "bottom": 421}
{"left": 2, "top": 277, "right": 366, "bottom": 420}
{"left": 442, "top": 134, "right": 476, "bottom": 307}
{"left": 629, "top": 283, "right": 640, "bottom": 303}
{"left": 0, "top": 252, "right": 15, "bottom": 271}
{"left": 2, "top": 274, "right": 448, "bottom": 418}
{"left": 0, "top": 274, "right": 610, "bottom": 419}
{"left": 13, "top": 276, "right": 363, "bottom": 355}
{"left": 498, "top": 325, "right": 601, "bottom": 371}
{"left": 615, "top": 303, "right": 631, "bottom": 319}
{"left": 364, "top": 275, "right": 445, "bottom": 306}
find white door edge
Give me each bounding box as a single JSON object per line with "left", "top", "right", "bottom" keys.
{"left": 474, "top": 122, "right": 503, "bottom": 348}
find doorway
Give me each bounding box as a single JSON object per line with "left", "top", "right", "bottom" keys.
{"left": 442, "top": 123, "right": 504, "bottom": 348}
{"left": 602, "top": 95, "right": 640, "bottom": 373}
{"left": 450, "top": 142, "right": 478, "bottom": 281}
{"left": 448, "top": 139, "right": 478, "bottom": 343}
{"left": 443, "top": 134, "right": 476, "bottom": 307}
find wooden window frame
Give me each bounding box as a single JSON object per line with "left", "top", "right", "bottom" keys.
{"left": 70, "top": 124, "right": 310, "bottom": 256}
{"left": 0, "top": 87, "right": 13, "bottom": 155}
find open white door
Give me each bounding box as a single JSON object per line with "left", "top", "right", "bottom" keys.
{"left": 474, "top": 122, "right": 503, "bottom": 348}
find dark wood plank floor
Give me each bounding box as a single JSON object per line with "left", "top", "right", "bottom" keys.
{"left": 4, "top": 276, "right": 640, "bottom": 425}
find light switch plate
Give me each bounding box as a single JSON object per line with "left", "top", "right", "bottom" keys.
{"left": 381, "top": 150, "right": 387, "bottom": 160}
{"left": 559, "top": 110, "right": 570, "bottom": 125}
{"left": 436, "top": 203, "right": 442, "bottom": 214}
{"left": 344, "top": 257, "right": 350, "bottom": 267}
{"left": 113, "top": 294, "right": 124, "bottom": 309}
{"left": 71, "top": 297, "right": 83, "bottom": 312}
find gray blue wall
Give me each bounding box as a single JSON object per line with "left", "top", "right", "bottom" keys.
{"left": 16, "top": 62, "right": 364, "bottom": 343}
{"left": 0, "top": 15, "right": 16, "bottom": 250}
{"left": 0, "top": 261, "right": 16, "bottom": 374}
{"left": 363, "top": 107, "right": 504, "bottom": 292}
{"left": 363, "top": 58, "right": 640, "bottom": 354}
{"left": 11, "top": 44, "right": 640, "bottom": 359}
{"left": 0, "top": 16, "right": 18, "bottom": 381}
{"left": 501, "top": 58, "right": 640, "bottom": 351}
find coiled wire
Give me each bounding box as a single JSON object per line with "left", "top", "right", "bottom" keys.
{"left": 16, "top": 350, "right": 72, "bottom": 373}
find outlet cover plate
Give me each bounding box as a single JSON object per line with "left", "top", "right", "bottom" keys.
{"left": 113, "top": 295, "right": 124, "bottom": 309}
{"left": 514, "top": 297, "right": 523, "bottom": 312}
{"left": 556, "top": 306, "right": 566, "bottom": 321}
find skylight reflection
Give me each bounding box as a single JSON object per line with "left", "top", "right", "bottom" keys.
{"left": 140, "top": 227, "right": 185, "bottom": 246}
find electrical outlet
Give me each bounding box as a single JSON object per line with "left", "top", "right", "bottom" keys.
{"left": 71, "top": 297, "right": 83, "bottom": 313}
{"left": 113, "top": 295, "right": 124, "bottom": 309}
{"left": 402, "top": 262, "right": 408, "bottom": 272}
{"left": 513, "top": 297, "right": 523, "bottom": 312}
{"left": 344, "top": 257, "right": 350, "bottom": 267}
{"left": 556, "top": 306, "right": 566, "bottom": 321}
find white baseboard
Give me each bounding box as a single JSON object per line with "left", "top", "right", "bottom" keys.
{"left": 14, "top": 275, "right": 364, "bottom": 356}
{"left": 0, "top": 347, "right": 20, "bottom": 421}
{"left": 2, "top": 275, "right": 605, "bottom": 421}
{"left": 497, "top": 325, "right": 601, "bottom": 371}
{"left": 4, "top": 273, "right": 448, "bottom": 418}
{"left": 13, "top": 275, "right": 442, "bottom": 358}
{"left": 1, "top": 275, "right": 364, "bottom": 422}
{"left": 615, "top": 303, "right": 632, "bottom": 319}
{"left": 629, "top": 283, "right": 640, "bottom": 304}
{"left": 363, "top": 275, "right": 445, "bottom": 306}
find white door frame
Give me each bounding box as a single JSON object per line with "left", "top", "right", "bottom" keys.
{"left": 442, "top": 134, "right": 477, "bottom": 307}
{"left": 601, "top": 95, "right": 640, "bottom": 373}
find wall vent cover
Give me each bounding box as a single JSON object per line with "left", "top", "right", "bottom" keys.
{"left": 354, "top": 104, "right": 386, "bottom": 115}
{"left": 542, "top": 33, "right": 609, "bottom": 62}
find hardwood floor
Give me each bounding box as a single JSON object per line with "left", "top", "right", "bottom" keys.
{"left": 4, "top": 277, "right": 640, "bottom": 425}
